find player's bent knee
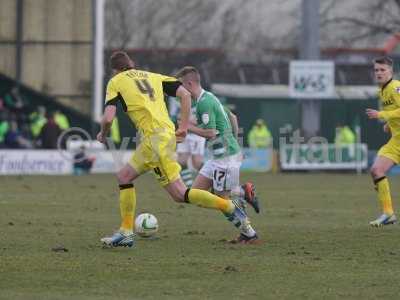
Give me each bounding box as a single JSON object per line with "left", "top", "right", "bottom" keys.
{"left": 169, "top": 190, "right": 185, "bottom": 203}
{"left": 165, "top": 179, "right": 187, "bottom": 202}
{"left": 192, "top": 161, "right": 203, "bottom": 171}
{"left": 165, "top": 186, "right": 185, "bottom": 202}
{"left": 370, "top": 165, "right": 384, "bottom": 178}
{"left": 174, "top": 195, "right": 185, "bottom": 203}
{"left": 177, "top": 187, "right": 189, "bottom": 203}
{"left": 177, "top": 155, "right": 189, "bottom": 168}
{"left": 117, "top": 169, "right": 133, "bottom": 184}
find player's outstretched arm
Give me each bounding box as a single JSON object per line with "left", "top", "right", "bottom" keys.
{"left": 378, "top": 108, "right": 400, "bottom": 120}
{"left": 228, "top": 111, "right": 239, "bottom": 139}
{"left": 97, "top": 105, "right": 116, "bottom": 144}
{"left": 366, "top": 108, "right": 380, "bottom": 119}
{"left": 175, "top": 85, "right": 191, "bottom": 141}
{"left": 366, "top": 108, "right": 400, "bottom": 120}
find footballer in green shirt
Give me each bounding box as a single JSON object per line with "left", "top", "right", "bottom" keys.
{"left": 175, "top": 66, "right": 261, "bottom": 244}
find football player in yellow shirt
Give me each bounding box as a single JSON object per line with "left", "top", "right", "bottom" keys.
{"left": 366, "top": 56, "right": 400, "bottom": 226}
{"left": 97, "top": 51, "right": 250, "bottom": 247}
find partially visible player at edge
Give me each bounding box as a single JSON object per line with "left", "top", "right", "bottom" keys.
{"left": 97, "top": 51, "right": 250, "bottom": 247}
{"left": 175, "top": 66, "right": 260, "bottom": 243}
{"left": 366, "top": 56, "right": 399, "bottom": 226}
{"left": 170, "top": 96, "right": 206, "bottom": 187}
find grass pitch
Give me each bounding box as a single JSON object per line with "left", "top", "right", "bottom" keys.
{"left": 1, "top": 173, "right": 400, "bottom": 299}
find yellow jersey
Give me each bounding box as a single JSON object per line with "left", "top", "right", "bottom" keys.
{"left": 105, "top": 69, "right": 181, "bottom": 136}
{"left": 378, "top": 79, "right": 400, "bottom": 138}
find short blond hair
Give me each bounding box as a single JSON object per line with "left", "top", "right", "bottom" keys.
{"left": 175, "top": 66, "right": 200, "bottom": 82}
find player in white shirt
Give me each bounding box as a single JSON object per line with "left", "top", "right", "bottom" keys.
{"left": 170, "top": 96, "right": 206, "bottom": 187}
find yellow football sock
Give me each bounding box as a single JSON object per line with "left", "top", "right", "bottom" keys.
{"left": 185, "top": 188, "right": 235, "bottom": 214}
{"left": 119, "top": 184, "right": 136, "bottom": 233}
{"left": 375, "top": 177, "right": 394, "bottom": 215}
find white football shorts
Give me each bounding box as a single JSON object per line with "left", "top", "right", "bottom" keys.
{"left": 176, "top": 133, "right": 206, "bottom": 156}
{"left": 199, "top": 152, "right": 242, "bottom": 192}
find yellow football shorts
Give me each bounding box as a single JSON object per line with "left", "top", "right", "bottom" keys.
{"left": 130, "top": 132, "right": 181, "bottom": 186}
{"left": 377, "top": 137, "right": 400, "bottom": 164}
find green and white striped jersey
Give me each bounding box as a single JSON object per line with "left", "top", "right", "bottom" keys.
{"left": 195, "top": 90, "right": 240, "bottom": 158}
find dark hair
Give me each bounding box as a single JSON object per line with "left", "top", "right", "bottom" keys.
{"left": 175, "top": 66, "right": 200, "bottom": 82}
{"left": 110, "top": 51, "right": 134, "bottom": 71}
{"left": 373, "top": 56, "right": 393, "bottom": 67}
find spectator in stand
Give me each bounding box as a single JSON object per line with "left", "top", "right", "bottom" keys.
{"left": 0, "top": 97, "right": 5, "bottom": 111}
{"left": 3, "top": 86, "right": 25, "bottom": 114}
{"left": 247, "top": 119, "right": 272, "bottom": 148}
{"left": 4, "top": 120, "right": 32, "bottom": 149}
{"left": 54, "top": 110, "right": 70, "bottom": 130}
{"left": 334, "top": 123, "right": 356, "bottom": 146}
{"left": 73, "top": 146, "right": 96, "bottom": 175}
{"left": 30, "top": 106, "right": 47, "bottom": 138}
{"left": 37, "top": 111, "right": 62, "bottom": 149}
{"left": 0, "top": 111, "right": 10, "bottom": 148}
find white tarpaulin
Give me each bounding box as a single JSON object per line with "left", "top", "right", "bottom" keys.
{"left": 0, "top": 150, "right": 72, "bottom": 175}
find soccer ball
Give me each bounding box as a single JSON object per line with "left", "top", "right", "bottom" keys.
{"left": 135, "top": 213, "right": 158, "bottom": 237}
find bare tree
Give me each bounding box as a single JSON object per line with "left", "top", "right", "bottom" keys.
{"left": 105, "top": 0, "right": 285, "bottom": 52}
{"left": 320, "top": 0, "right": 400, "bottom": 47}
{"left": 105, "top": 0, "right": 135, "bottom": 49}
{"left": 105, "top": 0, "right": 220, "bottom": 49}
{"left": 105, "top": 0, "right": 399, "bottom": 63}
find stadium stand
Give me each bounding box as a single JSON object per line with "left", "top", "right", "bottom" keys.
{"left": 0, "top": 73, "right": 94, "bottom": 149}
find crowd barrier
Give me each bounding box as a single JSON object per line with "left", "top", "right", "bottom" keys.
{"left": 0, "top": 148, "right": 273, "bottom": 175}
